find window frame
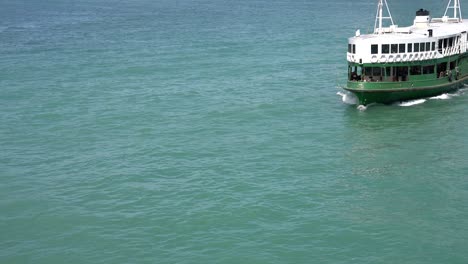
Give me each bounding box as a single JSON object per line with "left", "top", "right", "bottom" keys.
{"left": 420, "top": 42, "right": 426, "bottom": 52}
{"left": 399, "top": 43, "right": 405, "bottom": 53}
{"left": 410, "top": 65, "right": 421, "bottom": 75}
{"left": 382, "top": 44, "right": 390, "bottom": 54}
{"left": 423, "top": 65, "right": 435, "bottom": 74}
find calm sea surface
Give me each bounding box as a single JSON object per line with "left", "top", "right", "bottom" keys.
{"left": 1, "top": 0, "right": 468, "bottom": 263}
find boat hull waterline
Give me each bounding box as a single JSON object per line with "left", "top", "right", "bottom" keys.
{"left": 344, "top": 75, "right": 468, "bottom": 105}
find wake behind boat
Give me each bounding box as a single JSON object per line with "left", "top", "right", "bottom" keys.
{"left": 344, "top": 0, "right": 468, "bottom": 105}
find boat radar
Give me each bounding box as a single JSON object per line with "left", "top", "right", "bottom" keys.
{"left": 444, "top": 0, "right": 463, "bottom": 21}
{"left": 374, "top": 0, "right": 394, "bottom": 34}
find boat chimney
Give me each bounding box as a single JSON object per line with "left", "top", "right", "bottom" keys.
{"left": 414, "top": 9, "right": 431, "bottom": 28}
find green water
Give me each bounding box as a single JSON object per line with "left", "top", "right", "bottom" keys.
{"left": 1, "top": 0, "right": 468, "bottom": 263}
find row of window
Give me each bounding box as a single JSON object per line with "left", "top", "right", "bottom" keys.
{"left": 355, "top": 61, "right": 455, "bottom": 76}
{"left": 363, "top": 65, "right": 435, "bottom": 76}
{"left": 350, "top": 35, "right": 463, "bottom": 55}
{"left": 349, "top": 62, "right": 456, "bottom": 81}
{"left": 371, "top": 42, "right": 436, "bottom": 54}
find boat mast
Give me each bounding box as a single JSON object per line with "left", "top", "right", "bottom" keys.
{"left": 374, "top": 0, "right": 395, "bottom": 34}
{"left": 444, "top": 0, "right": 463, "bottom": 21}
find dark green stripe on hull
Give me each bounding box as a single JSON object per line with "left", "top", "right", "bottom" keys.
{"left": 344, "top": 78, "right": 467, "bottom": 105}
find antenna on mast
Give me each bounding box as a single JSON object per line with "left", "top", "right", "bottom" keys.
{"left": 374, "top": 0, "right": 395, "bottom": 34}
{"left": 444, "top": 0, "right": 463, "bottom": 21}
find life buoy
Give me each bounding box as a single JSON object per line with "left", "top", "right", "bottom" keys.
{"left": 388, "top": 55, "right": 394, "bottom": 63}
{"left": 380, "top": 55, "right": 387, "bottom": 63}
{"left": 395, "top": 55, "right": 401, "bottom": 62}
{"left": 402, "top": 54, "right": 407, "bottom": 61}
{"left": 371, "top": 55, "right": 378, "bottom": 63}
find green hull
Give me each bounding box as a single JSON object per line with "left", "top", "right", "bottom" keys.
{"left": 344, "top": 76, "right": 468, "bottom": 105}
{"left": 345, "top": 53, "right": 468, "bottom": 105}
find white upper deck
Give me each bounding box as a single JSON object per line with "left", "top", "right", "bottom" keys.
{"left": 347, "top": 0, "right": 468, "bottom": 64}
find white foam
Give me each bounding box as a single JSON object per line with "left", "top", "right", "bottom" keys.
{"left": 336, "top": 91, "right": 358, "bottom": 105}
{"left": 430, "top": 94, "right": 451, "bottom": 100}
{"left": 398, "top": 99, "right": 426, "bottom": 107}
{"left": 455, "top": 87, "right": 468, "bottom": 95}
{"left": 357, "top": 104, "right": 367, "bottom": 111}
{"left": 433, "top": 88, "right": 467, "bottom": 99}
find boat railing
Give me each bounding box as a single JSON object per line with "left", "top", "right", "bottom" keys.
{"left": 441, "top": 38, "right": 465, "bottom": 56}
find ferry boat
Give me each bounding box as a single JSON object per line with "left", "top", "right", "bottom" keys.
{"left": 344, "top": 0, "right": 468, "bottom": 105}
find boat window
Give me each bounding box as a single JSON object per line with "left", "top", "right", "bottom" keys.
{"left": 353, "top": 44, "right": 356, "bottom": 54}
{"left": 348, "top": 44, "right": 352, "bottom": 53}
{"left": 399, "top": 44, "right": 405, "bottom": 53}
{"left": 363, "top": 67, "right": 372, "bottom": 81}
{"left": 407, "top": 43, "right": 413, "bottom": 52}
{"left": 382, "top": 44, "right": 390, "bottom": 54}
{"left": 450, "top": 61, "right": 456, "bottom": 70}
{"left": 449, "top": 37, "right": 454, "bottom": 47}
{"left": 437, "top": 62, "right": 447, "bottom": 77}
{"left": 383, "top": 66, "right": 408, "bottom": 82}
{"left": 385, "top": 67, "right": 391, "bottom": 78}
{"left": 423, "top": 65, "right": 435, "bottom": 74}
{"left": 372, "top": 67, "right": 382, "bottom": 76}
{"left": 371, "top": 44, "right": 378, "bottom": 54}
{"left": 395, "top": 66, "right": 408, "bottom": 81}
{"left": 426, "top": 42, "right": 430, "bottom": 51}
{"left": 432, "top": 42, "right": 436, "bottom": 51}
{"left": 361, "top": 67, "right": 383, "bottom": 82}
{"left": 438, "top": 39, "right": 443, "bottom": 52}
{"left": 414, "top": 43, "right": 420, "bottom": 52}
{"left": 363, "top": 67, "right": 372, "bottom": 76}
{"left": 349, "top": 65, "right": 362, "bottom": 81}
{"left": 410, "top": 65, "right": 421, "bottom": 75}
{"left": 420, "top": 42, "right": 425, "bottom": 52}
{"left": 391, "top": 44, "right": 398, "bottom": 53}
{"left": 444, "top": 38, "right": 448, "bottom": 48}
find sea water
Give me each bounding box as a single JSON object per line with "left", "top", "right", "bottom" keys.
{"left": 1, "top": 0, "right": 468, "bottom": 263}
